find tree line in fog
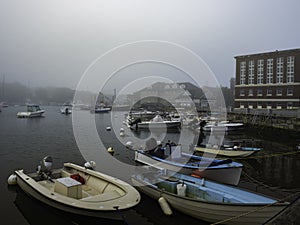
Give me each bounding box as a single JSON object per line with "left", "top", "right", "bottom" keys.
{"left": 0, "top": 82, "right": 76, "bottom": 105}
{"left": 0, "top": 81, "right": 234, "bottom": 108}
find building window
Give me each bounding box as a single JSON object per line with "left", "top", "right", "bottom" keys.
{"left": 240, "top": 61, "right": 246, "bottom": 85}
{"left": 276, "top": 103, "right": 282, "bottom": 109}
{"left": 276, "top": 57, "right": 284, "bottom": 83}
{"left": 267, "top": 88, "right": 272, "bottom": 96}
{"left": 257, "top": 88, "right": 262, "bottom": 96}
{"left": 276, "top": 88, "right": 282, "bottom": 96}
{"left": 287, "top": 56, "right": 294, "bottom": 83}
{"left": 287, "top": 87, "right": 293, "bottom": 96}
{"left": 287, "top": 102, "right": 293, "bottom": 109}
{"left": 266, "top": 58, "right": 273, "bottom": 84}
{"left": 248, "top": 60, "right": 254, "bottom": 84}
{"left": 257, "top": 59, "right": 264, "bottom": 84}
{"left": 267, "top": 102, "right": 272, "bottom": 109}
{"left": 257, "top": 102, "right": 262, "bottom": 109}
{"left": 240, "top": 103, "right": 245, "bottom": 109}
{"left": 248, "top": 89, "right": 253, "bottom": 96}
{"left": 240, "top": 89, "right": 245, "bottom": 96}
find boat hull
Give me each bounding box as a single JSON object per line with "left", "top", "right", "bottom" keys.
{"left": 195, "top": 147, "right": 259, "bottom": 157}
{"left": 135, "top": 151, "right": 242, "bottom": 185}
{"left": 203, "top": 123, "right": 244, "bottom": 132}
{"left": 132, "top": 177, "right": 288, "bottom": 225}
{"left": 17, "top": 110, "right": 45, "bottom": 118}
{"left": 137, "top": 121, "right": 181, "bottom": 129}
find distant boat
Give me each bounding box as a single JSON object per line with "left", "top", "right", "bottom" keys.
{"left": 9, "top": 157, "right": 141, "bottom": 220}
{"left": 93, "top": 104, "right": 111, "bottom": 113}
{"left": 202, "top": 121, "right": 244, "bottom": 132}
{"left": 134, "top": 146, "right": 243, "bottom": 185}
{"left": 0, "top": 102, "right": 8, "bottom": 107}
{"left": 195, "top": 144, "right": 262, "bottom": 157}
{"left": 17, "top": 104, "right": 45, "bottom": 118}
{"left": 60, "top": 103, "right": 72, "bottom": 114}
{"left": 132, "top": 168, "right": 289, "bottom": 225}
{"left": 128, "top": 115, "right": 181, "bottom": 130}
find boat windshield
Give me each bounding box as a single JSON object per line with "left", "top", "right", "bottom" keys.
{"left": 28, "top": 105, "right": 41, "bottom": 112}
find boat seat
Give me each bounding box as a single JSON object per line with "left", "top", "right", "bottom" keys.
{"left": 80, "top": 190, "right": 121, "bottom": 202}
{"left": 85, "top": 176, "right": 109, "bottom": 193}
{"left": 81, "top": 185, "right": 101, "bottom": 198}
{"left": 61, "top": 170, "right": 72, "bottom": 178}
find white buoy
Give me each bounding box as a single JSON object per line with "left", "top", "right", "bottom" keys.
{"left": 176, "top": 182, "right": 187, "bottom": 197}
{"left": 120, "top": 128, "right": 125, "bottom": 132}
{"left": 84, "top": 161, "right": 96, "bottom": 170}
{"left": 125, "top": 141, "right": 133, "bottom": 149}
{"left": 120, "top": 131, "right": 125, "bottom": 137}
{"left": 107, "top": 147, "right": 115, "bottom": 155}
{"left": 106, "top": 126, "right": 111, "bottom": 131}
{"left": 158, "top": 197, "right": 172, "bottom": 215}
{"left": 7, "top": 174, "right": 17, "bottom": 185}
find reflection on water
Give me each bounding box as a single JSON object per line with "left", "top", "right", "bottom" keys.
{"left": 1, "top": 107, "right": 300, "bottom": 224}
{"left": 11, "top": 186, "right": 133, "bottom": 225}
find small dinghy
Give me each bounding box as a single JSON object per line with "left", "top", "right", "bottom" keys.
{"left": 132, "top": 168, "right": 290, "bottom": 225}
{"left": 9, "top": 156, "right": 141, "bottom": 220}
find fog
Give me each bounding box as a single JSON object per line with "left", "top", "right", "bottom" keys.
{"left": 0, "top": 0, "right": 299, "bottom": 94}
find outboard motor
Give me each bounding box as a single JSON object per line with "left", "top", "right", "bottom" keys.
{"left": 37, "top": 156, "right": 53, "bottom": 178}
{"left": 84, "top": 161, "right": 96, "bottom": 170}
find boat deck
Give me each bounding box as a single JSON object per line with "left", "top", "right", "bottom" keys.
{"left": 36, "top": 169, "right": 125, "bottom": 201}
{"left": 141, "top": 171, "right": 277, "bottom": 204}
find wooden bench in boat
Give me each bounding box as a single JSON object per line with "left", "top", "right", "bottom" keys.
{"left": 81, "top": 190, "right": 122, "bottom": 202}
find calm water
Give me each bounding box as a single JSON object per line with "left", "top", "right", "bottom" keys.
{"left": 0, "top": 106, "right": 299, "bottom": 225}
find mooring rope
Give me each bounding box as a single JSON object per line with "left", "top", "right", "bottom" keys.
{"left": 210, "top": 191, "right": 300, "bottom": 225}
{"left": 234, "top": 150, "right": 300, "bottom": 160}
{"left": 241, "top": 171, "right": 283, "bottom": 194}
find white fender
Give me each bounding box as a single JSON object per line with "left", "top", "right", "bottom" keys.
{"left": 7, "top": 174, "right": 17, "bottom": 185}
{"left": 158, "top": 197, "right": 172, "bottom": 215}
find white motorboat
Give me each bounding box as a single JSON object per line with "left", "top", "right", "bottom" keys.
{"left": 128, "top": 115, "right": 181, "bottom": 129}
{"left": 132, "top": 168, "right": 289, "bottom": 225}
{"left": 195, "top": 144, "right": 262, "bottom": 157}
{"left": 9, "top": 157, "right": 141, "bottom": 220}
{"left": 202, "top": 121, "right": 244, "bottom": 132}
{"left": 134, "top": 145, "right": 243, "bottom": 185}
{"left": 94, "top": 106, "right": 111, "bottom": 113}
{"left": 60, "top": 103, "right": 72, "bottom": 114}
{"left": 17, "top": 104, "right": 45, "bottom": 118}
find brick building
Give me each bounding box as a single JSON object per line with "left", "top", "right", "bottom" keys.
{"left": 234, "top": 48, "right": 300, "bottom": 110}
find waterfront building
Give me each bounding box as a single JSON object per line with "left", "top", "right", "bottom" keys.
{"left": 234, "top": 48, "right": 300, "bottom": 111}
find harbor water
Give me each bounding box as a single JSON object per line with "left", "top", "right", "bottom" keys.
{"left": 0, "top": 106, "right": 299, "bottom": 225}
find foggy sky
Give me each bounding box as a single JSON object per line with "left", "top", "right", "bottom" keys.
{"left": 0, "top": 0, "right": 299, "bottom": 93}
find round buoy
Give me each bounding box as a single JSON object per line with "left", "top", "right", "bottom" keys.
{"left": 84, "top": 161, "right": 96, "bottom": 170}
{"left": 107, "top": 147, "right": 115, "bottom": 155}
{"left": 7, "top": 174, "right": 17, "bottom": 185}
{"left": 158, "top": 197, "right": 172, "bottom": 215}
{"left": 106, "top": 126, "right": 111, "bottom": 131}
{"left": 125, "top": 141, "right": 133, "bottom": 149}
